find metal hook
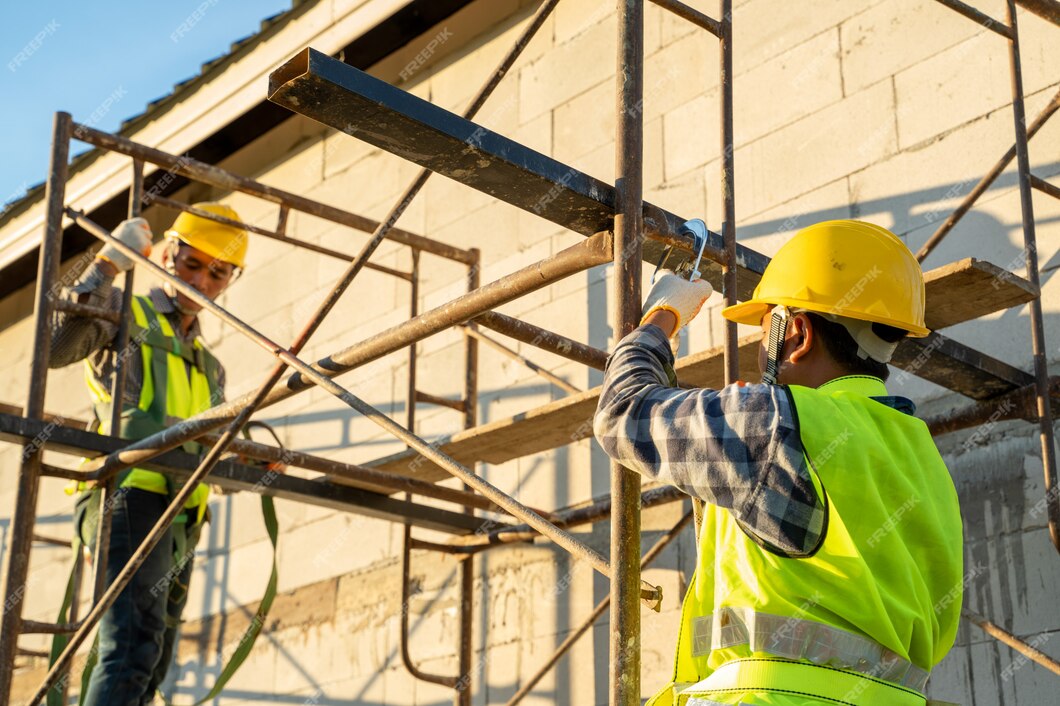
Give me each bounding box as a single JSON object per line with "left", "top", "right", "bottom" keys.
{"left": 651, "top": 218, "right": 710, "bottom": 284}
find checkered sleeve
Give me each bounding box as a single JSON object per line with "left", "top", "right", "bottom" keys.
{"left": 48, "top": 261, "right": 121, "bottom": 369}
{"left": 593, "top": 324, "right": 826, "bottom": 556}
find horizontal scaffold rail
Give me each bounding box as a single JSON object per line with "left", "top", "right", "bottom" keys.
{"left": 0, "top": 411, "right": 493, "bottom": 535}
{"left": 360, "top": 258, "right": 1039, "bottom": 484}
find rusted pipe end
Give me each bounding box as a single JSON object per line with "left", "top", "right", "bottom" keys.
{"left": 640, "top": 582, "right": 663, "bottom": 612}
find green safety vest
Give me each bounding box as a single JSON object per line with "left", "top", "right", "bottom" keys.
{"left": 81, "top": 294, "right": 221, "bottom": 515}
{"left": 648, "top": 376, "right": 963, "bottom": 706}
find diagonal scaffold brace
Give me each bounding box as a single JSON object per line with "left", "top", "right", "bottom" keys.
{"left": 30, "top": 208, "right": 663, "bottom": 702}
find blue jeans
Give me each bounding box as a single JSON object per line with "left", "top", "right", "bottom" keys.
{"left": 76, "top": 488, "right": 199, "bottom": 706}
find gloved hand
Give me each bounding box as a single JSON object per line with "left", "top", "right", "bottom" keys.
{"left": 97, "top": 218, "right": 152, "bottom": 272}
{"left": 641, "top": 269, "right": 713, "bottom": 337}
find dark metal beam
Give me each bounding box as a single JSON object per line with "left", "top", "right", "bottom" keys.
{"left": 0, "top": 412, "right": 492, "bottom": 535}
{"left": 1015, "top": 0, "right": 1060, "bottom": 25}
{"left": 892, "top": 332, "right": 1035, "bottom": 400}
{"left": 267, "top": 48, "right": 771, "bottom": 300}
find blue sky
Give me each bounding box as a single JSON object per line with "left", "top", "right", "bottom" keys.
{"left": 0, "top": 1, "right": 291, "bottom": 210}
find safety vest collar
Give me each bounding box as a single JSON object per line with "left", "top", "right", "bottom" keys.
{"left": 814, "top": 374, "right": 888, "bottom": 398}
{"left": 145, "top": 286, "right": 203, "bottom": 340}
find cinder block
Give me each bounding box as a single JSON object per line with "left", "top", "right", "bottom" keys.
{"left": 895, "top": 16, "right": 1060, "bottom": 150}
{"left": 554, "top": 78, "right": 613, "bottom": 164}
{"left": 840, "top": 0, "right": 995, "bottom": 96}
{"left": 725, "top": 78, "right": 896, "bottom": 220}
{"left": 737, "top": 176, "right": 851, "bottom": 255}
{"left": 643, "top": 30, "right": 720, "bottom": 125}
{"left": 733, "top": 28, "right": 844, "bottom": 146}
{"left": 186, "top": 536, "right": 273, "bottom": 621}
{"left": 519, "top": 14, "right": 616, "bottom": 124}
{"left": 663, "top": 94, "right": 715, "bottom": 181}
{"left": 730, "top": 0, "right": 877, "bottom": 73}
{"left": 925, "top": 641, "right": 973, "bottom": 704}
{"left": 553, "top": 0, "right": 614, "bottom": 47}
{"left": 650, "top": 165, "right": 709, "bottom": 226}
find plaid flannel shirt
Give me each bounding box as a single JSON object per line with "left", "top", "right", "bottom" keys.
{"left": 594, "top": 324, "right": 832, "bottom": 556}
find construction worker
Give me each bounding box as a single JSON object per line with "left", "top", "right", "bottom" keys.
{"left": 50, "top": 203, "right": 247, "bottom": 706}
{"left": 593, "top": 220, "right": 963, "bottom": 706}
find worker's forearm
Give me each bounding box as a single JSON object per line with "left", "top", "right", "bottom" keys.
{"left": 49, "top": 260, "right": 121, "bottom": 368}
{"left": 641, "top": 309, "right": 677, "bottom": 338}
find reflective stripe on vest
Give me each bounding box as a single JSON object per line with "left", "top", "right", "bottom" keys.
{"left": 82, "top": 295, "right": 220, "bottom": 509}
{"left": 647, "top": 375, "right": 963, "bottom": 706}
{"left": 683, "top": 658, "right": 926, "bottom": 706}
{"left": 688, "top": 608, "right": 928, "bottom": 691}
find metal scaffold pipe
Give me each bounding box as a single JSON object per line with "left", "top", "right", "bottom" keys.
{"left": 611, "top": 1, "right": 646, "bottom": 703}
{"left": 68, "top": 209, "right": 662, "bottom": 600}
{"left": 80, "top": 232, "right": 615, "bottom": 482}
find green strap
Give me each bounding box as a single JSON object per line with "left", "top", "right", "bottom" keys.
{"left": 46, "top": 539, "right": 79, "bottom": 706}
{"left": 52, "top": 496, "right": 280, "bottom": 704}
{"left": 157, "top": 495, "right": 279, "bottom": 706}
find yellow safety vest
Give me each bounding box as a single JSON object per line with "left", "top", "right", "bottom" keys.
{"left": 81, "top": 295, "right": 221, "bottom": 514}
{"left": 648, "top": 376, "right": 963, "bottom": 706}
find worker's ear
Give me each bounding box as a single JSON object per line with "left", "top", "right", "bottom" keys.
{"left": 787, "top": 313, "right": 815, "bottom": 365}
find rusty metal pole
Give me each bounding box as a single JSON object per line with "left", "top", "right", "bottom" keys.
{"left": 0, "top": 111, "right": 71, "bottom": 704}
{"left": 399, "top": 250, "right": 460, "bottom": 689}
{"left": 456, "top": 250, "right": 480, "bottom": 706}
{"left": 719, "top": 0, "right": 737, "bottom": 387}
{"left": 1005, "top": 0, "right": 1060, "bottom": 553}
{"left": 508, "top": 511, "right": 694, "bottom": 706}
{"left": 90, "top": 159, "right": 145, "bottom": 607}
{"left": 612, "top": 1, "right": 645, "bottom": 703}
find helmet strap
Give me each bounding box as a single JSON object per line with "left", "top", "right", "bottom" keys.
{"left": 817, "top": 312, "right": 900, "bottom": 364}
{"left": 761, "top": 305, "right": 790, "bottom": 385}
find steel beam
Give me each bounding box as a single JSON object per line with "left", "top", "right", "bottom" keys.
{"left": 1015, "top": 0, "right": 1060, "bottom": 25}
{"left": 267, "top": 48, "right": 771, "bottom": 300}
{"left": 0, "top": 412, "right": 491, "bottom": 535}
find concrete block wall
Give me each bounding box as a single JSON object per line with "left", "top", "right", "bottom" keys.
{"left": 2, "top": 0, "right": 1059, "bottom": 703}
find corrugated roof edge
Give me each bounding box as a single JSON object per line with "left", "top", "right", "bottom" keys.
{"left": 0, "top": 0, "right": 317, "bottom": 227}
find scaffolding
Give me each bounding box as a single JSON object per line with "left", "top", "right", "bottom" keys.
{"left": 1, "top": 0, "right": 1060, "bottom": 704}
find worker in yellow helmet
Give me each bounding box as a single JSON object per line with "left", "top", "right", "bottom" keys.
{"left": 50, "top": 203, "right": 248, "bottom": 706}
{"left": 594, "top": 220, "right": 963, "bottom": 705}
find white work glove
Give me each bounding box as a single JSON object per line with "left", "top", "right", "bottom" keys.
{"left": 97, "top": 218, "right": 152, "bottom": 272}
{"left": 640, "top": 270, "right": 713, "bottom": 345}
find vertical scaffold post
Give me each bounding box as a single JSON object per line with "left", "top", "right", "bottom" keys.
{"left": 0, "top": 110, "right": 73, "bottom": 704}
{"left": 456, "top": 249, "right": 481, "bottom": 705}
{"left": 719, "top": 0, "right": 737, "bottom": 386}
{"left": 1004, "top": 0, "right": 1060, "bottom": 552}
{"left": 91, "top": 159, "right": 146, "bottom": 609}
{"left": 611, "top": 1, "right": 645, "bottom": 704}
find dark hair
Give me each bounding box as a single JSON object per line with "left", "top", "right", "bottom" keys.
{"left": 803, "top": 313, "right": 905, "bottom": 381}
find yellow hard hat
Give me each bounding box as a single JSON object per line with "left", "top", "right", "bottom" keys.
{"left": 164, "top": 202, "right": 248, "bottom": 269}
{"left": 721, "top": 220, "right": 929, "bottom": 337}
